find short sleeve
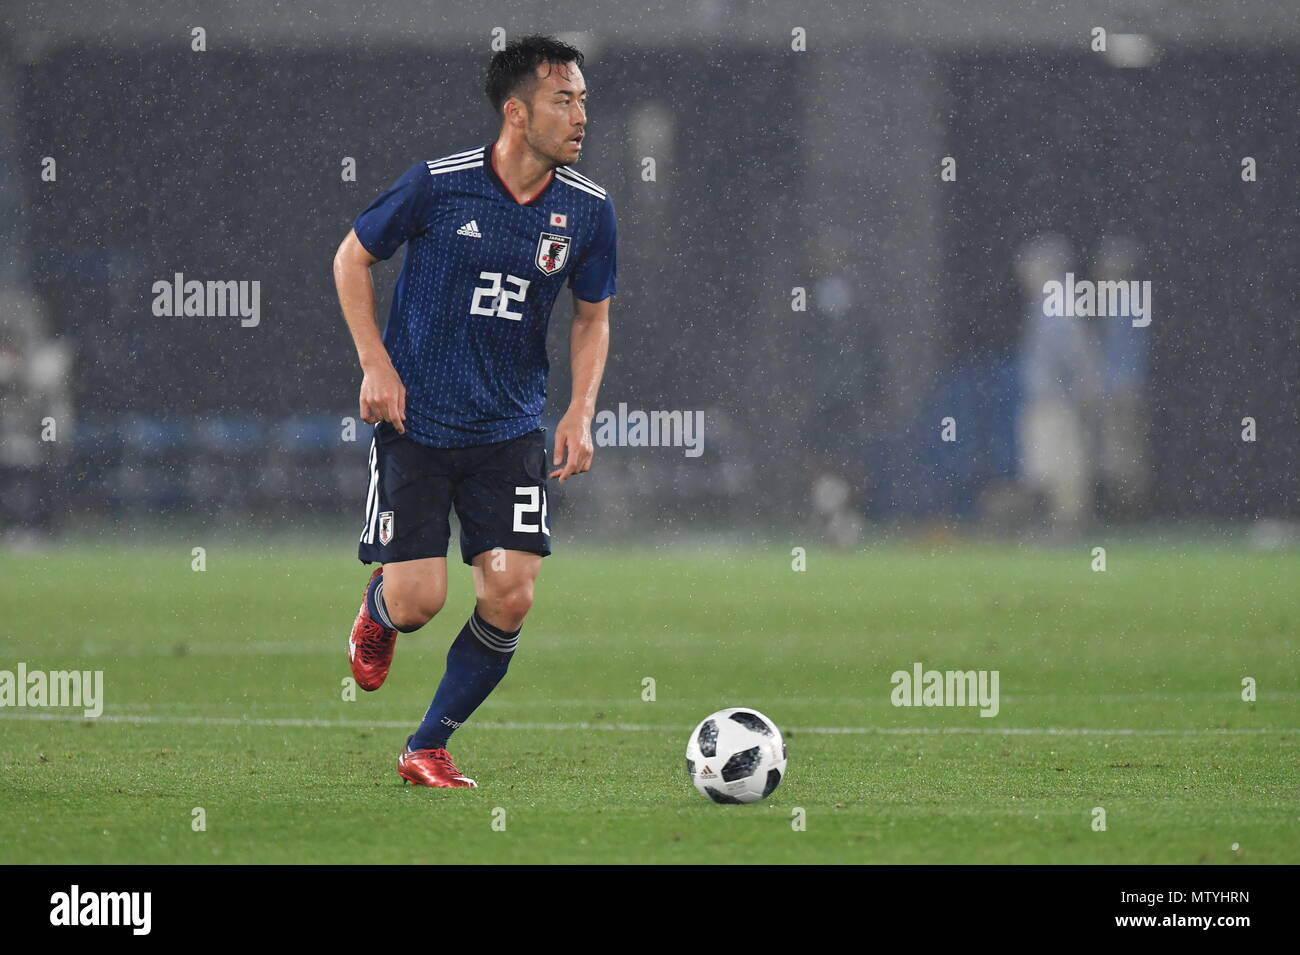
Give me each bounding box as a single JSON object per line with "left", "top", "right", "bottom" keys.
{"left": 352, "top": 163, "right": 436, "bottom": 261}
{"left": 569, "top": 196, "right": 617, "bottom": 303}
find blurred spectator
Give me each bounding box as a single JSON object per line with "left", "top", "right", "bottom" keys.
{"left": 1014, "top": 234, "right": 1101, "bottom": 538}
{"left": 0, "top": 288, "right": 72, "bottom": 543}
{"left": 1093, "top": 236, "right": 1152, "bottom": 518}
{"left": 811, "top": 472, "right": 864, "bottom": 548}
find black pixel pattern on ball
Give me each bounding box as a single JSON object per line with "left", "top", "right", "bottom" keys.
{"left": 721, "top": 745, "right": 761, "bottom": 782}
{"left": 704, "top": 787, "right": 744, "bottom": 805}
{"left": 685, "top": 758, "right": 695, "bottom": 777}
{"left": 697, "top": 719, "right": 718, "bottom": 757}
{"left": 729, "top": 711, "right": 773, "bottom": 736}
{"left": 762, "top": 769, "right": 782, "bottom": 798}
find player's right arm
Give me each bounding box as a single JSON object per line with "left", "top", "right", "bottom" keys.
{"left": 333, "top": 228, "right": 407, "bottom": 434}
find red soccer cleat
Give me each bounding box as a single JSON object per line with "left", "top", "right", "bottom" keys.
{"left": 348, "top": 566, "right": 397, "bottom": 691}
{"left": 397, "top": 741, "right": 478, "bottom": 788}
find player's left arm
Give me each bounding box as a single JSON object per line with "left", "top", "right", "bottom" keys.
{"left": 550, "top": 293, "right": 610, "bottom": 482}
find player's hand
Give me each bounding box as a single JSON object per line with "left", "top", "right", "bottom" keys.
{"left": 549, "top": 408, "right": 594, "bottom": 482}
{"left": 359, "top": 359, "right": 407, "bottom": 434}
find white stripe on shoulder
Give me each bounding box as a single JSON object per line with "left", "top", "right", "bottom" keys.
{"left": 554, "top": 169, "right": 606, "bottom": 199}
{"left": 427, "top": 146, "right": 485, "bottom": 166}
{"left": 426, "top": 147, "right": 485, "bottom": 175}
{"left": 428, "top": 159, "right": 484, "bottom": 175}
{"left": 556, "top": 165, "right": 605, "bottom": 192}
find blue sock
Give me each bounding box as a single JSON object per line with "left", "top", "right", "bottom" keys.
{"left": 366, "top": 572, "right": 421, "bottom": 634}
{"left": 407, "top": 609, "right": 519, "bottom": 751}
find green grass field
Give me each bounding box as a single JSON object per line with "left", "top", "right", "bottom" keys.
{"left": 2, "top": 538, "right": 1297, "bottom": 864}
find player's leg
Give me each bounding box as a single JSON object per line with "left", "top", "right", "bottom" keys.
{"left": 400, "top": 550, "right": 540, "bottom": 763}
{"left": 471, "top": 547, "right": 541, "bottom": 632}
{"left": 377, "top": 557, "right": 448, "bottom": 631}
{"left": 350, "top": 422, "right": 454, "bottom": 691}
{"left": 398, "top": 428, "right": 550, "bottom": 786}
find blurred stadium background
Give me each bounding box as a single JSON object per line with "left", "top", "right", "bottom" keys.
{"left": 3, "top": 1, "right": 1299, "bottom": 869}
{"left": 1, "top": 0, "right": 1296, "bottom": 546}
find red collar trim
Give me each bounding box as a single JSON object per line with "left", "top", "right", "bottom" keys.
{"left": 488, "top": 141, "right": 554, "bottom": 206}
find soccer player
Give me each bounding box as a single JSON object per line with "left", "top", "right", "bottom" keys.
{"left": 332, "top": 35, "right": 615, "bottom": 788}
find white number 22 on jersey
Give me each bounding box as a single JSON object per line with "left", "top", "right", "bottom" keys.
{"left": 513, "top": 486, "right": 550, "bottom": 535}
{"left": 471, "top": 271, "right": 530, "bottom": 321}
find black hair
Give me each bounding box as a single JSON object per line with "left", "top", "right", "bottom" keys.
{"left": 485, "top": 34, "right": 585, "bottom": 116}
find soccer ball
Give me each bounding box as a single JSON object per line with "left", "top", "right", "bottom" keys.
{"left": 685, "top": 707, "right": 787, "bottom": 803}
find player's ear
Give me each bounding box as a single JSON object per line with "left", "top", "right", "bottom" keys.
{"left": 504, "top": 95, "right": 528, "bottom": 127}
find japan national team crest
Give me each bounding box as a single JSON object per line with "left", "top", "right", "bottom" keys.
{"left": 378, "top": 511, "right": 394, "bottom": 545}
{"left": 535, "top": 232, "right": 572, "bottom": 275}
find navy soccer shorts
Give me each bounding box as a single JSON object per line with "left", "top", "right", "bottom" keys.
{"left": 358, "top": 422, "right": 551, "bottom": 566}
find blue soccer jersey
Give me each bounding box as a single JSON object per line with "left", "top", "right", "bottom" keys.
{"left": 352, "top": 142, "right": 618, "bottom": 448}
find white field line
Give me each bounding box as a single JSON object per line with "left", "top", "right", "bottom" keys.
{"left": 0, "top": 711, "right": 1296, "bottom": 736}
{"left": 94, "top": 693, "right": 1300, "bottom": 711}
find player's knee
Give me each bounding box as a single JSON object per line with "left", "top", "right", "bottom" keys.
{"left": 385, "top": 586, "right": 446, "bottom": 631}
{"left": 417, "top": 591, "right": 447, "bottom": 625}
{"left": 484, "top": 582, "right": 533, "bottom": 629}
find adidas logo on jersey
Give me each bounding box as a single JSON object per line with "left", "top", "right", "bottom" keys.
{"left": 456, "top": 220, "right": 482, "bottom": 238}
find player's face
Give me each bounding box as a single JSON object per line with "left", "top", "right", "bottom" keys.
{"left": 523, "top": 61, "right": 587, "bottom": 165}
